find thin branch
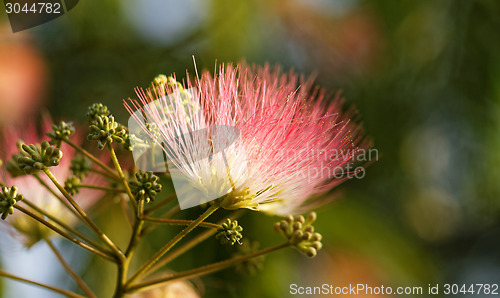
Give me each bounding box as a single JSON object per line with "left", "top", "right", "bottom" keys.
{"left": 127, "top": 243, "right": 290, "bottom": 293}
{"left": 77, "top": 184, "right": 126, "bottom": 193}
{"left": 33, "top": 173, "right": 80, "bottom": 219}
{"left": 143, "top": 217, "right": 220, "bottom": 229}
{"left": 64, "top": 138, "right": 120, "bottom": 181}
{"left": 143, "top": 193, "right": 176, "bottom": 215}
{"left": 126, "top": 206, "right": 219, "bottom": 286}
{"left": 0, "top": 270, "right": 86, "bottom": 298}
{"left": 14, "top": 205, "right": 116, "bottom": 262}
{"left": 140, "top": 205, "right": 181, "bottom": 237}
{"left": 45, "top": 238, "right": 96, "bottom": 298}
{"left": 107, "top": 144, "right": 137, "bottom": 215}
{"left": 43, "top": 168, "right": 125, "bottom": 262}
{"left": 88, "top": 167, "right": 120, "bottom": 182}
{"left": 144, "top": 210, "right": 244, "bottom": 276}
{"left": 21, "top": 199, "right": 107, "bottom": 253}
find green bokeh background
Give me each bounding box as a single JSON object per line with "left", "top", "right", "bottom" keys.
{"left": 1, "top": 0, "right": 500, "bottom": 297}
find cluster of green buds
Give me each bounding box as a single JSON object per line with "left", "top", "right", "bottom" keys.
{"left": 46, "top": 121, "right": 75, "bottom": 147}
{"left": 216, "top": 218, "right": 243, "bottom": 245}
{"left": 87, "top": 115, "right": 126, "bottom": 150}
{"left": 16, "top": 141, "right": 63, "bottom": 174}
{"left": 70, "top": 155, "right": 91, "bottom": 179}
{"left": 129, "top": 171, "right": 162, "bottom": 203}
{"left": 154, "top": 74, "right": 184, "bottom": 92}
{"left": 64, "top": 176, "right": 81, "bottom": 196}
{"left": 0, "top": 186, "right": 23, "bottom": 220}
{"left": 6, "top": 141, "right": 28, "bottom": 177}
{"left": 274, "top": 212, "right": 322, "bottom": 258}
{"left": 87, "top": 103, "right": 111, "bottom": 123}
{"left": 124, "top": 122, "right": 161, "bottom": 152}
{"left": 152, "top": 75, "right": 193, "bottom": 115}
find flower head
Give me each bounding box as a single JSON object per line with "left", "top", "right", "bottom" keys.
{"left": 125, "top": 63, "right": 368, "bottom": 215}
{"left": 0, "top": 117, "right": 105, "bottom": 246}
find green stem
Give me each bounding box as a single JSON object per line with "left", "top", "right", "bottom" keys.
{"left": 33, "top": 173, "right": 80, "bottom": 219}
{"left": 140, "top": 205, "right": 180, "bottom": 237}
{"left": 144, "top": 210, "right": 244, "bottom": 276}
{"left": 113, "top": 201, "right": 145, "bottom": 298}
{"left": 43, "top": 168, "right": 125, "bottom": 262}
{"left": 143, "top": 217, "right": 220, "bottom": 229}
{"left": 125, "top": 199, "right": 145, "bottom": 256}
{"left": 89, "top": 167, "right": 120, "bottom": 182}
{"left": 0, "top": 270, "right": 86, "bottom": 298}
{"left": 107, "top": 144, "right": 137, "bottom": 214}
{"left": 126, "top": 205, "right": 219, "bottom": 286}
{"left": 21, "top": 199, "right": 107, "bottom": 254}
{"left": 128, "top": 243, "right": 290, "bottom": 293}
{"left": 64, "top": 138, "right": 120, "bottom": 181}
{"left": 143, "top": 193, "right": 176, "bottom": 215}
{"left": 14, "top": 205, "right": 116, "bottom": 262}
{"left": 45, "top": 238, "right": 96, "bottom": 298}
{"left": 112, "top": 261, "right": 126, "bottom": 298}
{"left": 77, "top": 184, "right": 126, "bottom": 193}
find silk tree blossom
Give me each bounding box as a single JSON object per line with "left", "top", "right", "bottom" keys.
{"left": 125, "top": 63, "right": 368, "bottom": 215}
{"left": 0, "top": 117, "right": 104, "bottom": 247}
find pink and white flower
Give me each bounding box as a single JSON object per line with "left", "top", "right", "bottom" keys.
{"left": 125, "top": 63, "right": 368, "bottom": 215}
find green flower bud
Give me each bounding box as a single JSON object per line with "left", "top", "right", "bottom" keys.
{"left": 154, "top": 74, "right": 184, "bottom": 91}
{"left": 274, "top": 211, "right": 322, "bottom": 258}
{"left": 64, "top": 176, "right": 81, "bottom": 196}
{"left": 216, "top": 218, "right": 243, "bottom": 245}
{"left": 87, "top": 115, "right": 126, "bottom": 150}
{"left": 70, "top": 155, "right": 91, "bottom": 179}
{"left": 129, "top": 171, "right": 162, "bottom": 203}
{"left": 16, "top": 141, "right": 63, "bottom": 174}
{"left": 5, "top": 141, "right": 28, "bottom": 177}
{"left": 0, "top": 186, "right": 23, "bottom": 220}
{"left": 46, "top": 121, "right": 75, "bottom": 147}
{"left": 87, "top": 103, "right": 110, "bottom": 124}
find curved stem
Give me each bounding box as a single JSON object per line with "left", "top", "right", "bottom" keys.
{"left": 43, "top": 168, "right": 125, "bottom": 262}
{"left": 45, "top": 238, "right": 96, "bottom": 298}
{"left": 89, "top": 167, "right": 120, "bottom": 182}
{"left": 126, "top": 205, "right": 219, "bottom": 286}
{"left": 127, "top": 243, "right": 290, "bottom": 293}
{"left": 14, "top": 205, "right": 116, "bottom": 262}
{"left": 33, "top": 174, "right": 80, "bottom": 219}
{"left": 21, "top": 199, "right": 107, "bottom": 253}
{"left": 77, "top": 184, "right": 126, "bottom": 193}
{"left": 140, "top": 205, "right": 180, "bottom": 238}
{"left": 144, "top": 210, "right": 244, "bottom": 276}
{"left": 112, "top": 262, "right": 126, "bottom": 298}
{"left": 143, "top": 193, "right": 176, "bottom": 215}
{"left": 143, "top": 217, "right": 220, "bottom": 229}
{"left": 64, "top": 138, "right": 120, "bottom": 181}
{"left": 107, "top": 144, "right": 137, "bottom": 214}
{"left": 125, "top": 200, "right": 145, "bottom": 256}
{"left": 0, "top": 270, "right": 86, "bottom": 298}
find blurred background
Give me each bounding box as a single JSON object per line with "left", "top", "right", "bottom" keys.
{"left": 1, "top": 0, "right": 500, "bottom": 297}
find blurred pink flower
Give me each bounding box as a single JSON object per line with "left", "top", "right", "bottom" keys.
{"left": 0, "top": 116, "right": 104, "bottom": 247}
{"left": 126, "top": 63, "right": 368, "bottom": 215}
{"left": 129, "top": 273, "right": 200, "bottom": 298}
{"left": 0, "top": 24, "right": 47, "bottom": 125}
